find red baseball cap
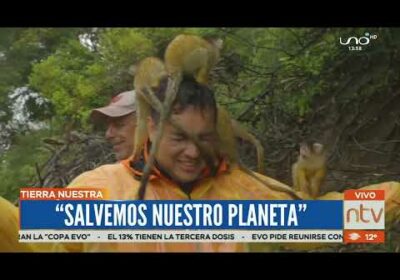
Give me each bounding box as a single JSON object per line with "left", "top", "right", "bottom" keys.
{"left": 91, "top": 90, "right": 136, "bottom": 122}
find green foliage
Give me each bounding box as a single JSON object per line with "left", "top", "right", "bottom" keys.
{"left": 0, "top": 129, "right": 51, "bottom": 200}
{"left": 29, "top": 39, "right": 101, "bottom": 124}
{"left": 3, "top": 27, "right": 400, "bottom": 134}
{"left": 27, "top": 28, "right": 228, "bottom": 128}
{"left": 0, "top": 28, "right": 84, "bottom": 126}
{"left": 98, "top": 28, "right": 155, "bottom": 69}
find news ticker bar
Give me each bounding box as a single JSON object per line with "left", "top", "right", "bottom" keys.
{"left": 18, "top": 189, "right": 385, "bottom": 244}
{"left": 19, "top": 230, "right": 345, "bottom": 243}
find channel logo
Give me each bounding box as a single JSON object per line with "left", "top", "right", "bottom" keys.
{"left": 344, "top": 190, "right": 384, "bottom": 244}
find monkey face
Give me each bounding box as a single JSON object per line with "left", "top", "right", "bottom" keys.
{"left": 312, "top": 143, "right": 324, "bottom": 154}
{"left": 299, "top": 143, "right": 312, "bottom": 159}
{"left": 299, "top": 142, "right": 325, "bottom": 161}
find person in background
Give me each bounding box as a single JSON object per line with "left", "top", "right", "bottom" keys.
{"left": 91, "top": 90, "right": 137, "bottom": 161}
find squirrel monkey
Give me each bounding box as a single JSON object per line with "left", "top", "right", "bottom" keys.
{"left": 217, "top": 106, "right": 265, "bottom": 173}
{"left": 133, "top": 57, "right": 168, "bottom": 159}
{"left": 164, "top": 34, "right": 264, "bottom": 173}
{"left": 164, "top": 34, "right": 223, "bottom": 85}
{"left": 133, "top": 36, "right": 295, "bottom": 198}
{"left": 292, "top": 142, "right": 327, "bottom": 198}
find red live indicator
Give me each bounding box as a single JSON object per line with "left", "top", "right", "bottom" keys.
{"left": 344, "top": 190, "right": 385, "bottom": 200}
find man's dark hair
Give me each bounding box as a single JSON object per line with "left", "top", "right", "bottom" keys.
{"left": 150, "top": 77, "right": 217, "bottom": 123}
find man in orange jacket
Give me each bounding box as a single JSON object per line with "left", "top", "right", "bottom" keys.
{"left": 53, "top": 78, "right": 298, "bottom": 252}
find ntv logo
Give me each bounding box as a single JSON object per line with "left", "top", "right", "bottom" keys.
{"left": 339, "top": 32, "right": 378, "bottom": 51}
{"left": 343, "top": 189, "right": 385, "bottom": 244}
{"left": 344, "top": 190, "right": 385, "bottom": 230}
